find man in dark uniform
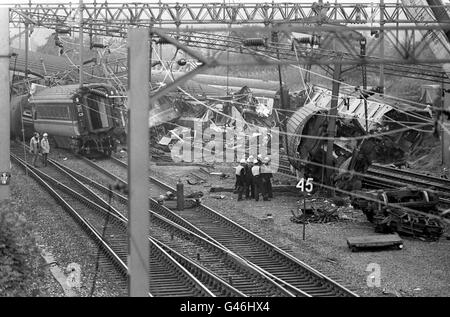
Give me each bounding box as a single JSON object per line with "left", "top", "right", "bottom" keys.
{"left": 261, "top": 156, "right": 273, "bottom": 200}
{"left": 251, "top": 159, "right": 265, "bottom": 201}
{"left": 235, "top": 158, "right": 247, "bottom": 201}
{"left": 245, "top": 156, "right": 255, "bottom": 199}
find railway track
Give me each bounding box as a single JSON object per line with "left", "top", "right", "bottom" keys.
{"left": 279, "top": 155, "right": 450, "bottom": 206}
{"left": 366, "top": 164, "right": 450, "bottom": 205}
{"left": 10, "top": 144, "right": 236, "bottom": 297}
{"left": 53, "top": 158, "right": 295, "bottom": 297}
{"left": 75, "top": 155, "right": 357, "bottom": 297}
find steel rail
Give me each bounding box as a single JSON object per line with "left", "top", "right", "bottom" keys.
{"left": 10, "top": 144, "right": 217, "bottom": 297}
{"left": 81, "top": 155, "right": 357, "bottom": 297}
{"left": 54, "top": 158, "right": 300, "bottom": 297}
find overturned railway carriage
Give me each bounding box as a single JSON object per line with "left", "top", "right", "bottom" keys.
{"left": 11, "top": 83, "right": 125, "bottom": 156}
{"left": 285, "top": 86, "right": 432, "bottom": 190}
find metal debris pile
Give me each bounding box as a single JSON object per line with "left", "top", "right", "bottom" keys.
{"left": 290, "top": 201, "right": 346, "bottom": 224}
{"left": 156, "top": 191, "right": 204, "bottom": 209}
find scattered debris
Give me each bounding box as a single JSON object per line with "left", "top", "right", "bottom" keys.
{"left": 332, "top": 197, "right": 347, "bottom": 207}
{"left": 210, "top": 195, "right": 226, "bottom": 199}
{"left": 156, "top": 191, "right": 202, "bottom": 209}
{"left": 199, "top": 167, "right": 213, "bottom": 175}
{"left": 209, "top": 187, "right": 234, "bottom": 193}
{"left": 185, "top": 191, "right": 204, "bottom": 199}
{"left": 346, "top": 233, "right": 403, "bottom": 252}
{"left": 210, "top": 172, "right": 230, "bottom": 179}
{"left": 290, "top": 204, "right": 341, "bottom": 224}
{"left": 186, "top": 173, "right": 207, "bottom": 185}
{"left": 209, "top": 185, "right": 298, "bottom": 193}
{"left": 325, "top": 258, "right": 338, "bottom": 264}
{"left": 154, "top": 161, "right": 212, "bottom": 167}
{"left": 261, "top": 213, "right": 274, "bottom": 222}
{"left": 382, "top": 288, "right": 400, "bottom": 297}
{"left": 351, "top": 188, "right": 444, "bottom": 240}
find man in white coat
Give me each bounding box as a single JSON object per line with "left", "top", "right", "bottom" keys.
{"left": 40, "top": 133, "right": 50, "bottom": 167}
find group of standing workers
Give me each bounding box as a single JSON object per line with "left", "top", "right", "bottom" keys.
{"left": 29, "top": 132, "right": 50, "bottom": 167}
{"left": 235, "top": 154, "right": 273, "bottom": 201}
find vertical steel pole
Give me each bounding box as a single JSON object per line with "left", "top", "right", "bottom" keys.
{"left": 302, "top": 196, "right": 306, "bottom": 240}
{"left": 24, "top": 23, "right": 29, "bottom": 80}
{"left": 79, "top": 0, "right": 84, "bottom": 88}
{"left": 396, "top": 0, "right": 399, "bottom": 48}
{"left": 127, "top": 28, "right": 150, "bottom": 297}
{"left": 0, "top": 8, "right": 10, "bottom": 201}
{"left": 177, "top": 180, "right": 184, "bottom": 211}
{"left": 326, "top": 62, "right": 341, "bottom": 195}
{"left": 379, "top": 0, "right": 385, "bottom": 93}
{"left": 443, "top": 87, "right": 450, "bottom": 169}
{"left": 360, "top": 38, "right": 368, "bottom": 132}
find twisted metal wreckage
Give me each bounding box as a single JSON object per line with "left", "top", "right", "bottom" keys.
{"left": 149, "top": 72, "right": 434, "bottom": 192}
{"left": 9, "top": 1, "right": 449, "bottom": 240}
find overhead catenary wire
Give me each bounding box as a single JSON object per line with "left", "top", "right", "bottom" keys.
{"left": 244, "top": 43, "right": 450, "bottom": 134}
{"left": 203, "top": 95, "right": 435, "bottom": 126}
{"left": 153, "top": 44, "right": 434, "bottom": 141}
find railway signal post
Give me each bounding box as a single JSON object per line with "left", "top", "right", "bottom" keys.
{"left": 0, "top": 8, "right": 10, "bottom": 201}
{"left": 127, "top": 28, "right": 150, "bottom": 297}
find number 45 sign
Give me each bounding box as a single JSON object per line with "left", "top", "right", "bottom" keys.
{"left": 296, "top": 178, "right": 314, "bottom": 192}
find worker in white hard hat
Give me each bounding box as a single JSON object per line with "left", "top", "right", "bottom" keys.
{"left": 235, "top": 158, "right": 247, "bottom": 201}
{"left": 261, "top": 156, "right": 273, "bottom": 200}
{"left": 40, "top": 133, "right": 50, "bottom": 167}
{"left": 257, "top": 154, "right": 263, "bottom": 164}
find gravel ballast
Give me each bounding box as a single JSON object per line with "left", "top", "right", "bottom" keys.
{"left": 9, "top": 144, "right": 448, "bottom": 297}
{"left": 7, "top": 162, "right": 126, "bottom": 297}
{"left": 148, "top": 161, "right": 450, "bottom": 297}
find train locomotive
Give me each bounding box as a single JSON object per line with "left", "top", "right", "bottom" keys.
{"left": 11, "top": 83, "right": 126, "bottom": 156}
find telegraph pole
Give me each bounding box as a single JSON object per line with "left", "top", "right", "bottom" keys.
{"left": 326, "top": 61, "right": 342, "bottom": 195}
{"left": 0, "top": 8, "right": 10, "bottom": 200}
{"left": 127, "top": 28, "right": 150, "bottom": 297}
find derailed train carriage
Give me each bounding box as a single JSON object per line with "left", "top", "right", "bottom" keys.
{"left": 285, "top": 85, "right": 433, "bottom": 191}
{"left": 11, "top": 83, "right": 126, "bottom": 156}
